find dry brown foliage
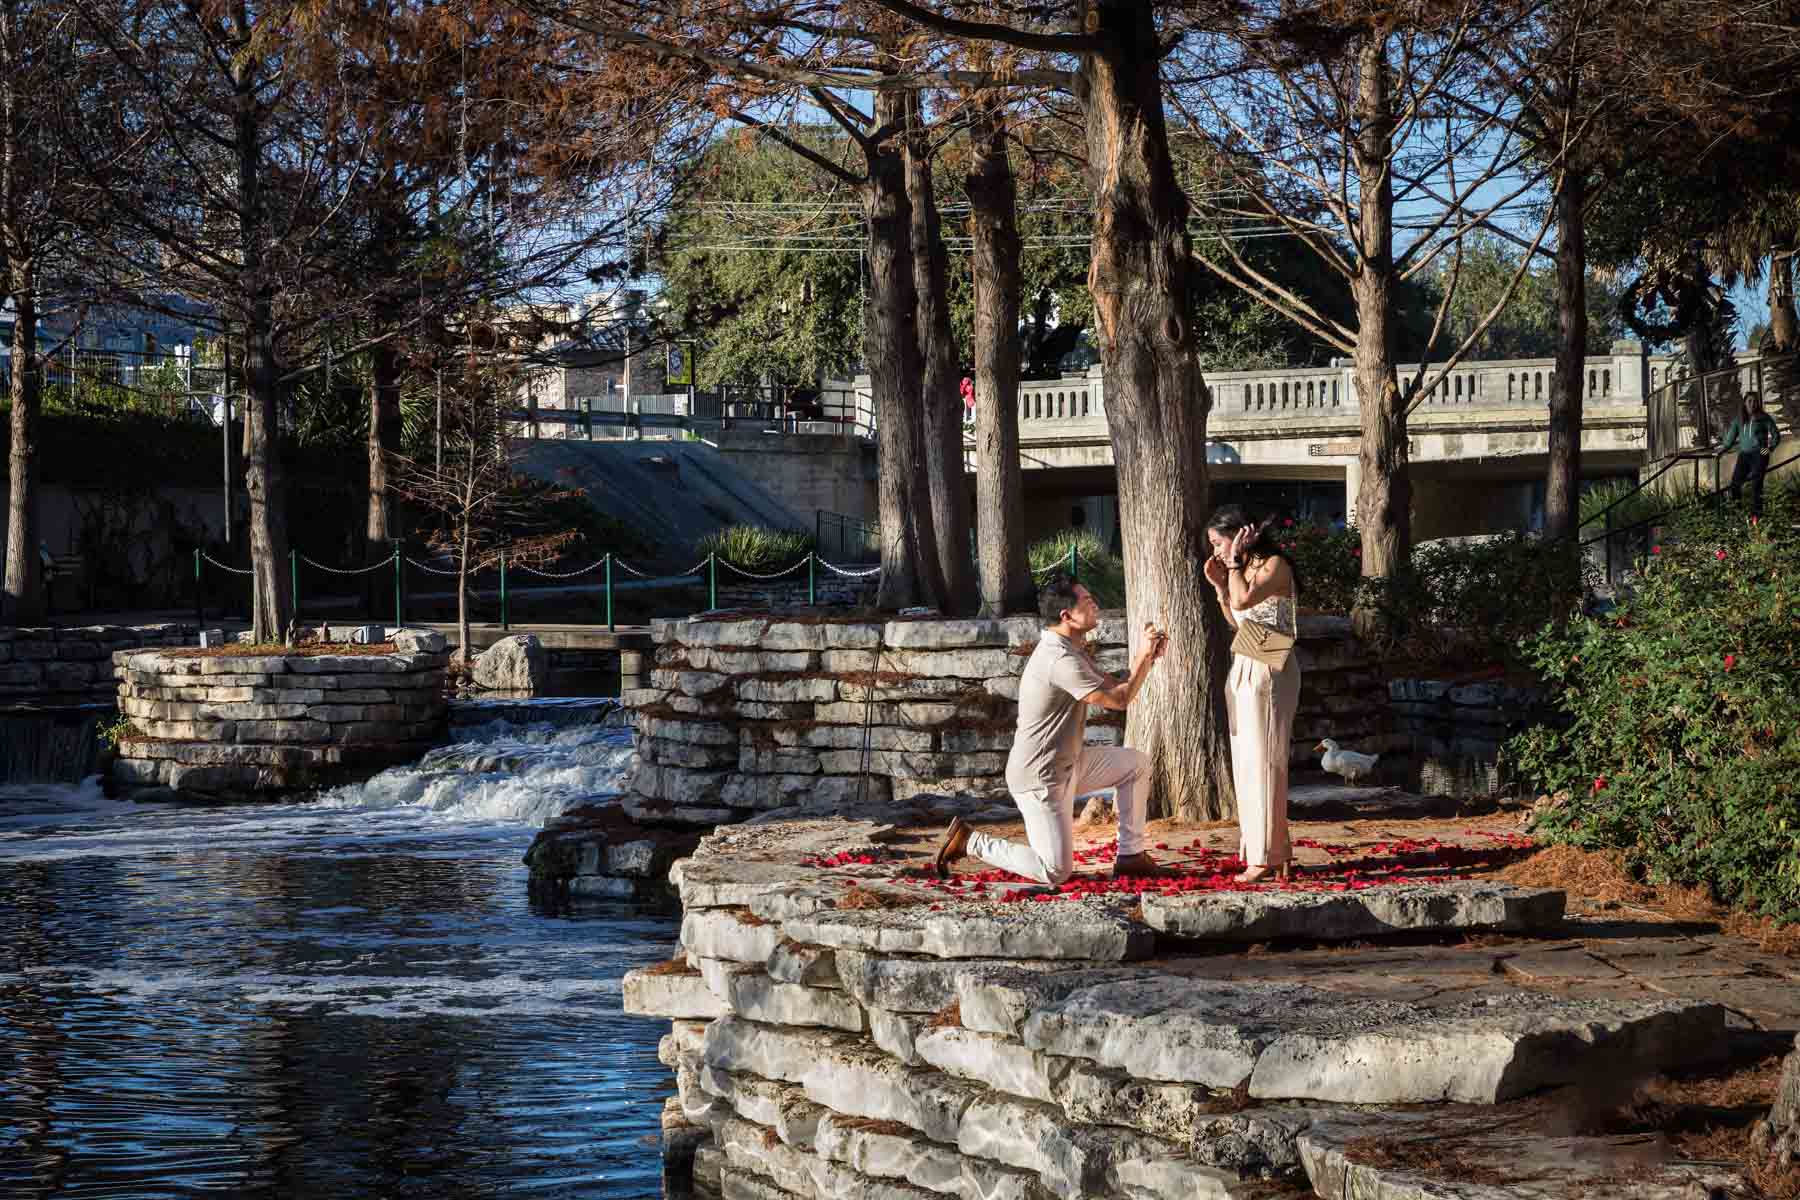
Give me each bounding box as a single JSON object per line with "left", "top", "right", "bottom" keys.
{"left": 829, "top": 1116, "right": 916, "bottom": 1136}
{"left": 835, "top": 885, "right": 929, "bottom": 911}
{"left": 641, "top": 956, "right": 699, "bottom": 977}
{"left": 1498, "top": 845, "right": 1652, "bottom": 905}
{"left": 928, "top": 1000, "right": 961, "bottom": 1029}
{"left": 1338, "top": 1134, "right": 1521, "bottom": 1186}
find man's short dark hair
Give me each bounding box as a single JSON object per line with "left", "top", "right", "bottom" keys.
{"left": 1038, "top": 571, "right": 1080, "bottom": 624}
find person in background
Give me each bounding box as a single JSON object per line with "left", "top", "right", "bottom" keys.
{"left": 932, "top": 572, "right": 1173, "bottom": 884}
{"left": 1721, "top": 391, "right": 1781, "bottom": 517}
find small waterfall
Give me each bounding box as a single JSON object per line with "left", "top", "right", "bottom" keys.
{"left": 0, "top": 704, "right": 110, "bottom": 785}
{"left": 316, "top": 706, "right": 636, "bottom": 826}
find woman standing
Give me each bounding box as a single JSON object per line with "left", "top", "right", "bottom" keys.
{"left": 1721, "top": 391, "right": 1782, "bottom": 518}
{"left": 1204, "top": 506, "right": 1302, "bottom": 883}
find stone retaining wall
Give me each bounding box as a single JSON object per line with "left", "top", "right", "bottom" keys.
{"left": 111, "top": 629, "right": 451, "bottom": 799}
{"left": 1388, "top": 677, "right": 1553, "bottom": 796}
{"left": 0, "top": 623, "right": 195, "bottom": 705}
{"left": 628, "top": 818, "right": 1731, "bottom": 1200}
{"left": 620, "top": 612, "right": 1390, "bottom": 829}
{"left": 717, "top": 574, "right": 878, "bottom": 611}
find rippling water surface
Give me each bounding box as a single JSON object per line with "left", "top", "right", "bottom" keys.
{"left": 0, "top": 715, "right": 677, "bottom": 1199}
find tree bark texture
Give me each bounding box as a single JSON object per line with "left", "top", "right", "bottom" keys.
{"left": 867, "top": 93, "right": 946, "bottom": 611}
{"left": 235, "top": 49, "right": 289, "bottom": 642}
{"left": 905, "top": 95, "right": 975, "bottom": 614}
{"left": 1766, "top": 252, "right": 1799, "bottom": 431}
{"left": 367, "top": 340, "right": 402, "bottom": 557}
{"left": 4, "top": 277, "right": 42, "bottom": 623}
{"left": 1082, "top": 0, "right": 1235, "bottom": 822}
{"left": 1351, "top": 31, "right": 1411, "bottom": 609}
{"left": 1544, "top": 170, "right": 1587, "bottom": 544}
{"left": 965, "top": 99, "right": 1034, "bottom": 617}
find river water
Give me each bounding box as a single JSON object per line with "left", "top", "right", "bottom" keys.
{"left": 0, "top": 713, "right": 679, "bottom": 1200}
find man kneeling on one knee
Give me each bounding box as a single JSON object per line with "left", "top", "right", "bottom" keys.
{"left": 934, "top": 571, "right": 1172, "bottom": 883}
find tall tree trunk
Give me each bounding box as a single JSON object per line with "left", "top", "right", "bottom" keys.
{"left": 1350, "top": 30, "right": 1410, "bottom": 623}
{"left": 367, "top": 341, "right": 402, "bottom": 557}
{"left": 1082, "top": 0, "right": 1234, "bottom": 821}
{"left": 235, "top": 44, "right": 288, "bottom": 642}
{"left": 965, "top": 97, "right": 1033, "bottom": 617}
{"left": 905, "top": 93, "right": 975, "bottom": 614}
{"left": 867, "top": 94, "right": 946, "bottom": 611}
{"left": 4, "top": 274, "right": 42, "bottom": 622}
{"left": 1766, "top": 250, "right": 1798, "bottom": 432}
{"left": 1544, "top": 169, "right": 1587, "bottom": 543}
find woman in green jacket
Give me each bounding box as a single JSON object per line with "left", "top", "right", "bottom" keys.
{"left": 1721, "top": 391, "right": 1782, "bottom": 517}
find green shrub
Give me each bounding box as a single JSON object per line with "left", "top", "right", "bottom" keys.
{"left": 697, "top": 525, "right": 816, "bottom": 572}
{"left": 1028, "top": 529, "right": 1125, "bottom": 608}
{"left": 1504, "top": 517, "right": 1800, "bottom": 921}
{"left": 1267, "top": 520, "right": 1362, "bottom": 614}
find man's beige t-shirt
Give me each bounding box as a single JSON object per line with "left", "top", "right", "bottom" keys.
{"left": 1005, "top": 630, "right": 1110, "bottom": 796}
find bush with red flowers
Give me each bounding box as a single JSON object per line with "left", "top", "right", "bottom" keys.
{"left": 1506, "top": 519, "right": 1800, "bottom": 921}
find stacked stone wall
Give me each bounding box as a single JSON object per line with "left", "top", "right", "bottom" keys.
{"left": 629, "top": 821, "right": 1731, "bottom": 1200}
{"left": 111, "top": 634, "right": 450, "bottom": 798}
{"left": 0, "top": 624, "right": 194, "bottom": 705}
{"left": 715, "top": 575, "right": 879, "bottom": 611}
{"left": 622, "top": 613, "right": 1390, "bottom": 826}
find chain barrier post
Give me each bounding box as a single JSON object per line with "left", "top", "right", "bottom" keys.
{"left": 393, "top": 542, "right": 403, "bottom": 628}
{"left": 1068, "top": 543, "right": 1078, "bottom": 582}
{"left": 194, "top": 547, "right": 203, "bottom": 629}
{"left": 707, "top": 553, "right": 717, "bottom": 611}
{"left": 604, "top": 554, "right": 615, "bottom": 631}
{"left": 807, "top": 553, "right": 816, "bottom": 606}
{"left": 290, "top": 549, "right": 299, "bottom": 621}
{"left": 499, "top": 551, "right": 510, "bottom": 631}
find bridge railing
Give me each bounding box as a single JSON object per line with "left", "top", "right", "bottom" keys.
{"left": 511, "top": 385, "right": 875, "bottom": 441}
{"left": 1643, "top": 354, "right": 1794, "bottom": 461}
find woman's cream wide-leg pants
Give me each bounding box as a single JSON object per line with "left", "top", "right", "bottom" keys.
{"left": 1227, "top": 653, "right": 1302, "bottom": 868}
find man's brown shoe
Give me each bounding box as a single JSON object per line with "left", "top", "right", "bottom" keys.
{"left": 1112, "top": 851, "right": 1184, "bottom": 880}
{"left": 933, "top": 817, "right": 971, "bottom": 879}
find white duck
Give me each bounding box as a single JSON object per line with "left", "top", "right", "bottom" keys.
{"left": 1316, "top": 739, "right": 1380, "bottom": 785}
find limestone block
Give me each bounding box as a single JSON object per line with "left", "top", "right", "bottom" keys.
{"left": 199, "top": 655, "right": 290, "bottom": 675}
{"left": 957, "top": 1093, "right": 1117, "bottom": 1195}
{"left": 937, "top": 729, "right": 1014, "bottom": 754}
{"left": 568, "top": 876, "right": 636, "bottom": 900}
{"left": 604, "top": 838, "right": 680, "bottom": 878}
{"left": 11, "top": 641, "right": 57, "bottom": 661}
{"left": 721, "top": 773, "right": 890, "bottom": 811}
{"left": 869, "top": 1009, "right": 931, "bottom": 1066}
{"left": 672, "top": 858, "right": 838, "bottom": 910}
{"left": 740, "top": 747, "right": 824, "bottom": 775}
{"left": 0, "top": 664, "right": 31, "bottom": 686}
{"left": 813, "top": 701, "right": 959, "bottom": 727}
{"left": 664, "top": 670, "right": 731, "bottom": 698}
{"left": 679, "top": 619, "right": 773, "bottom": 648}
{"left": 816, "top": 750, "right": 1008, "bottom": 778}
{"left": 1137, "top": 882, "right": 1567, "bottom": 942}
{"left": 689, "top": 647, "right": 817, "bottom": 674}
{"left": 775, "top": 1091, "right": 830, "bottom": 1152}
{"left": 734, "top": 702, "right": 816, "bottom": 721}
{"left": 767, "top": 941, "right": 841, "bottom": 989}
{"left": 815, "top": 1111, "right": 962, "bottom": 1195}
{"left": 204, "top": 686, "right": 259, "bottom": 703}
{"left": 392, "top": 628, "right": 447, "bottom": 654}
{"left": 1245, "top": 993, "right": 1726, "bottom": 1104}
{"left": 768, "top": 725, "right": 935, "bottom": 752}
{"left": 621, "top": 687, "right": 664, "bottom": 709}
{"left": 881, "top": 619, "right": 1015, "bottom": 650}
{"left": 640, "top": 716, "right": 738, "bottom": 746}
{"left": 650, "top": 738, "right": 740, "bottom": 770}
{"left": 704, "top": 1017, "right": 857, "bottom": 1086}
{"left": 623, "top": 796, "right": 738, "bottom": 829}
{"left": 805, "top": 1156, "right": 944, "bottom": 1200}
{"left": 726, "top": 970, "right": 867, "bottom": 1033}
{"left": 758, "top": 623, "right": 831, "bottom": 651}
{"left": 717, "top": 1115, "right": 819, "bottom": 1197}
{"left": 737, "top": 677, "right": 838, "bottom": 703}
{"left": 818, "top": 623, "right": 881, "bottom": 649}
{"left": 835, "top": 678, "right": 972, "bottom": 703}
{"left": 956, "top": 967, "right": 1139, "bottom": 1038}
{"left": 471, "top": 634, "right": 548, "bottom": 692}
{"left": 822, "top": 648, "right": 1016, "bottom": 679}
{"left": 43, "top": 662, "right": 98, "bottom": 689}
{"left": 1056, "top": 1062, "right": 1227, "bottom": 1145}
{"left": 915, "top": 1026, "right": 1069, "bottom": 1104}
{"left": 693, "top": 1148, "right": 726, "bottom": 1193}
{"left": 1190, "top": 1107, "right": 1313, "bottom": 1179}
{"left": 699, "top": 1065, "right": 787, "bottom": 1125}
{"left": 959, "top": 1157, "right": 1054, "bottom": 1200}
{"left": 683, "top": 909, "right": 785, "bottom": 964}
{"left": 784, "top": 900, "right": 1153, "bottom": 962}
{"left": 55, "top": 642, "right": 110, "bottom": 662}
{"left": 201, "top": 702, "right": 311, "bottom": 721}
{"left": 1021, "top": 976, "right": 1289, "bottom": 1086}
{"left": 111, "top": 757, "right": 166, "bottom": 785}
{"left": 799, "top": 1045, "right": 985, "bottom": 1145}
{"left": 1110, "top": 1149, "right": 1256, "bottom": 1200}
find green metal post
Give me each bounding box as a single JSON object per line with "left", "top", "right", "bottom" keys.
{"left": 393, "top": 543, "right": 403, "bottom": 627}
{"left": 807, "top": 553, "right": 816, "bottom": 606}
{"left": 1068, "top": 542, "right": 1078, "bottom": 582}
{"left": 604, "top": 554, "right": 615, "bottom": 631}
{"left": 707, "top": 553, "right": 717, "bottom": 611}
{"left": 500, "top": 551, "right": 509, "bottom": 631}
{"left": 290, "top": 549, "right": 299, "bottom": 620}
{"left": 194, "top": 548, "right": 203, "bottom": 628}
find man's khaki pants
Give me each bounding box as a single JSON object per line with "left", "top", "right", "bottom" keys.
{"left": 968, "top": 746, "right": 1148, "bottom": 884}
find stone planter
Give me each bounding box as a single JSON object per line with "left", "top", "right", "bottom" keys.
{"left": 110, "top": 630, "right": 451, "bottom": 800}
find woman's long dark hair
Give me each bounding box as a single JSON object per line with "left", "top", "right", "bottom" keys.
{"left": 1206, "top": 504, "right": 1304, "bottom": 597}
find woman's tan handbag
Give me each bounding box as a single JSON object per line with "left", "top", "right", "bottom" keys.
{"left": 1230, "top": 575, "right": 1297, "bottom": 670}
